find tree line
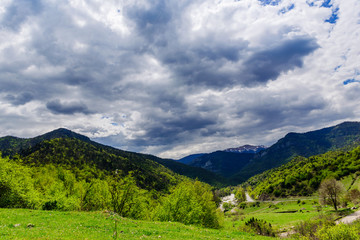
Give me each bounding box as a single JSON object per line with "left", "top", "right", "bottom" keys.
{"left": 0, "top": 154, "right": 222, "bottom": 228}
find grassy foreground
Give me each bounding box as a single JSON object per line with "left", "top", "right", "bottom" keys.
{"left": 0, "top": 208, "right": 274, "bottom": 240}
{"left": 224, "top": 198, "right": 323, "bottom": 230}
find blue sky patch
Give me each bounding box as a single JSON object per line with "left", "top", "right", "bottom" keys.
{"left": 325, "top": 7, "right": 339, "bottom": 24}
{"left": 334, "top": 65, "right": 341, "bottom": 71}
{"left": 321, "top": 0, "right": 332, "bottom": 8}
{"left": 279, "top": 4, "right": 295, "bottom": 14}
{"left": 343, "top": 79, "right": 360, "bottom": 85}
{"left": 259, "top": 0, "right": 281, "bottom": 6}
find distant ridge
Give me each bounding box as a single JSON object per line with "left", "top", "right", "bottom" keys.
{"left": 224, "top": 145, "right": 267, "bottom": 154}
{"left": 231, "top": 121, "right": 360, "bottom": 182}
{"left": 177, "top": 153, "right": 206, "bottom": 164}
{"left": 175, "top": 121, "right": 360, "bottom": 184}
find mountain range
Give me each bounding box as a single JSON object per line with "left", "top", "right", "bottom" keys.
{"left": 177, "top": 121, "right": 360, "bottom": 183}
{"left": 1, "top": 121, "right": 360, "bottom": 187}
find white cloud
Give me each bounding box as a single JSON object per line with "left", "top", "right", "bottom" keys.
{"left": 0, "top": 0, "right": 359, "bottom": 159}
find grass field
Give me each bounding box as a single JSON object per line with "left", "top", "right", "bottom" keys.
{"left": 0, "top": 198, "right": 352, "bottom": 239}
{"left": 222, "top": 197, "right": 343, "bottom": 235}
{"left": 0, "top": 208, "right": 274, "bottom": 240}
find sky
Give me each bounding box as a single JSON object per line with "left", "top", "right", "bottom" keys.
{"left": 0, "top": 0, "right": 359, "bottom": 159}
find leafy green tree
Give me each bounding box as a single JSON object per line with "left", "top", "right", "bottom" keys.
{"left": 155, "top": 180, "right": 222, "bottom": 228}
{"left": 109, "top": 172, "right": 149, "bottom": 219}
{"left": 0, "top": 156, "right": 40, "bottom": 208}
{"left": 234, "top": 187, "right": 246, "bottom": 203}
{"left": 78, "top": 179, "right": 111, "bottom": 211}
{"left": 345, "top": 189, "right": 360, "bottom": 205}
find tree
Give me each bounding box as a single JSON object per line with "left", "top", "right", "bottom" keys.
{"left": 319, "top": 178, "right": 344, "bottom": 211}
{"left": 108, "top": 171, "right": 148, "bottom": 219}
{"left": 234, "top": 187, "right": 246, "bottom": 203}
{"left": 346, "top": 189, "right": 360, "bottom": 205}
{"left": 155, "top": 180, "right": 222, "bottom": 228}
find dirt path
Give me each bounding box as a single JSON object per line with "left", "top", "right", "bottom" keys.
{"left": 245, "top": 192, "right": 254, "bottom": 202}
{"left": 219, "top": 194, "right": 236, "bottom": 211}
{"left": 336, "top": 209, "right": 360, "bottom": 224}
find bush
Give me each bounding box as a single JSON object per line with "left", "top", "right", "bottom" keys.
{"left": 42, "top": 200, "right": 58, "bottom": 210}
{"left": 316, "top": 224, "right": 359, "bottom": 240}
{"left": 239, "top": 202, "right": 247, "bottom": 209}
{"left": 222, "top": 202, "right": 234, "bottom": 212}
{"left": 294, "top": 215, "right": 335, "bottom": 239}
{"left": 243, "top": 217, "right": 275, "bottom": 237}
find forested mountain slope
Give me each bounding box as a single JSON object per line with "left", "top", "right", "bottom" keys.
{"left": 231, "top": 121, "right": 360, "bottom": 182}
{"left": 245, "top": 146, "right": 360, "bottom": 199}
{"left": 189, "top": 151, "right": 255, "bottom": 177}
{"left": 0, "top": 128, "right": 227, "bottom": 187}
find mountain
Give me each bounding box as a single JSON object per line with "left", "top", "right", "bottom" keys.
{"left": 246, "top": 145, "right": 360, "bottom": 199}
{"left": 231, "top": 121, "right": 360, "bottom": 183}
{"left": 223, "top": 145, "right": 267, "bottom": 154}
{"left": 177, "top": 153, "right": 206, "bottom": 164}
{"left": 176, "top": 145, "right": 266, "bottom": 180}
{"left": 175, "top": 121, "right": 360, "bottom": 184}
{"left": 0, "top": 128, "right": 228, "bottom": 188}
{"left": 187, "top": 151, "right": 255, "bottom": 179}
{"left": 0, "top": 128, "right": 91, "bottom": 157}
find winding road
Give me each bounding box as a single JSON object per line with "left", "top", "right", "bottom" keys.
{"left": 336, "top": 209, "right": 360, "bottom": 224}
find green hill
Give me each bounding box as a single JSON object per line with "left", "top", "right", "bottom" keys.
{"left": 231, "top": 121, "right": 360, "bottom": 183}
{"left": 0, "top": 128, "right": 227, "bottom": 188}
{"left": 246, "top": 145, "right": 360, "bottom": 199}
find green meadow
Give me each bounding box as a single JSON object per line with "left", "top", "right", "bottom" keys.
{"left": 0, "top": 198, "right": 352, "bottom": 240}
{"left": 223, "top": 198, "right": 336, "bottom": 232}
{"left": 0, "top": 208, "right": 274, "bottom": 240}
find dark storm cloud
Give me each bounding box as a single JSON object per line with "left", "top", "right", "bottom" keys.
{"left": 157, "top": 36, "right": 318, "bottom": 88}
{"left": 126, "top": 1, "right": 317, "bottom": 90}
{"left": 131, "top": 113, "right": 218, "bottom": 146}
{"left": 5, "top": 92, "right": 34, "bottom": 105}
{"left": 46, "top": 99, "right": 92, "bottom": 115}
{"left": 126, "top": 0, "right": 172, "bottom": 42}
{"left": 1, "top": 0, "right": 43, "bottom": 30}
{"left": 157, "top": 40, "right": 249, "bottom": 88}
{"left": 241, "top": 37, "right": 319, "bottom": 86}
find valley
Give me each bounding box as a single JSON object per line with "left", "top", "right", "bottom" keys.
{"left": 1, "top": 121, "right": 360, "bottom": 239}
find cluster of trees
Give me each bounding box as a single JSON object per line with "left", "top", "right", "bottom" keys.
{"left": 245, "top": 146, "right": 360, "bottom": 199}
{"left": 0, "top": 154, "right": 222, "bottom": 228}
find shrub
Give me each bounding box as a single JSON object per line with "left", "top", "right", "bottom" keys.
{"left": 222, "top": 202, "right": 234, "bottom": 212}
{"left": 294, "top": 214, "right": 335, "bottom": 239}
{"left": 316, "top": 223, "right": 359, "bottom": 240}
{"left": 243, "top": 217, "right": 275, "bottom": 237}
{"left": 239, "top": 202, "right": 247, "bottom": 209}
{"left": 42, "top": 200, "right": 58, "bottom": 210}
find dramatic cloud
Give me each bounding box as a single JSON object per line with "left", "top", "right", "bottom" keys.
{"left": 241, "top": 37, "right": 319, "bottom": 86}
{"left": 46, "top": 99, "right": 92, "bottom": 115}
{"left": 0, "top": 0, "right": 359, "bottom": 159}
